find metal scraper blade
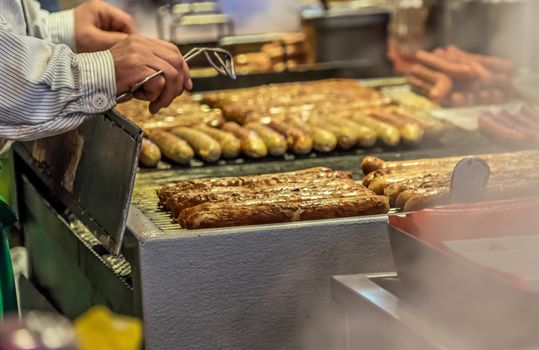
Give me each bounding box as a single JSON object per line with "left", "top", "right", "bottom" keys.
{"left": 449, "top": 156, "right": 491, "bottom": 204}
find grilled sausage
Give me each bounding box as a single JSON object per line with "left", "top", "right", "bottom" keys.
{"left": 416, "top": 50, "right": 475, "bottom": 78}
{"left": 368, "top": 111, "right": 424, "bottom": 144}
{"left": 139, "top": 138, "right": 161, "bottom": 167}
{"left": 334, "top": 119, "right": 377, "bottom": 148}
{"left": 447, "top": 92, "right": 467, "bottom": 107}
{"left": 146, "top": 129, "right": 194, "bottom": 165}
{"left": 307, "top": 115, "right": 357, "bottom": 149}
{"left": 167, "top": 180, "right": 372, "bottom": 218}
{"left": 222, "top": 122, "right": 268, "bottom": 158}
{"left": 410, "top": 64, "right": 453, "bottom": 102}
{"left": 268, "top": 120, "right": 313, "bottom": 155}
{"left": 157, "top": 167, "right": 353, "bottom": 203}
{"left": 361, "top": 156, "right": 386, "bottom": 175}
{"left": 447, "top": 46, "right": 516, "bottom": 75}
{"left": 170, "top": 127, "right": 222, "bottom": 162}
{"left": 179, "top": 195, "right": 390, "bottom": 229}
{"left": 407, "top": 75, "right": 433, "bottom": 98}
{"left": 350, "top": 114, "right": 401, "bottom": 146}
{"left": 286, "top": 117, "right": 337, "bottom": 153}
{"left": 245, "top": 122, "right": 287, "bottom": 157}
{"left": 193, "top": 124, "right": 241, "bottom": 159}
{"left": 478, "top": 112, "right": 528, "bottom": 145}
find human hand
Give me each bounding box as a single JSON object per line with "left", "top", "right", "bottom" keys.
{"left": 74, "top": 0, "right": 136, "bottom": 53}
{"left": 109, "top": 35, "right": 193, "bottom": 114}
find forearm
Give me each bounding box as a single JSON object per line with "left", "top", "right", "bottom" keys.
{"left": 0, "top": 29, "right": 116, "bottom": 141}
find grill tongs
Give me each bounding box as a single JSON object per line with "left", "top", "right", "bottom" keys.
{"left": 116, "top": 47, "right": 236, "bottom": 103}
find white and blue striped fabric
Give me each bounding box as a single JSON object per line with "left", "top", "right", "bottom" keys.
{"left": 0, "top": 0, "right": 116, "bottom": 142}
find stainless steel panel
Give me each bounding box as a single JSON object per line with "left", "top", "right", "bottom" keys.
{"left": 15, "top": 110, "right": 142, "bottom": 255}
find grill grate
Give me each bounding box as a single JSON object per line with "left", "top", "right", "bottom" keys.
{"left": 131, "top": 153, "right": 369, "bottom": 233}
{"left": 130, "top": 127, "right": 496, "bottom": 234}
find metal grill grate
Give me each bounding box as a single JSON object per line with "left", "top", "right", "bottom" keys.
{"left": 129, "top": 127, "right": 490, "bottom": 235}
{"left": 130, "top": 153, "right": 369, "bottom": 233}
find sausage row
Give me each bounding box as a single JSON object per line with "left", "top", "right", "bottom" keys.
{"left": 139, "top": 104, "right": 440, "bottom": 166}
{"left": 478, "top": 106, "right": 539, "bottom": 146}
{"left": 360, "top": 150, "right": 539, "bottom": 211}
{"left": 407, "top": 46, "right": 515, "bottom": 107}
{"left": 157, "top": 168, "right": 390, "bottom": 229}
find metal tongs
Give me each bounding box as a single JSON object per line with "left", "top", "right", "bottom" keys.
{"left": 116, "top": 47, "right": 236, "bottom": 103}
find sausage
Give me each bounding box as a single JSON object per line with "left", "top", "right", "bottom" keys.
{"left": 193, "top": 124, "right": 241, "bottom": 159}
{"left": 334, "top": 119, "right": 377, "bottom": 148}
{"left": 245, "top": 122, "right": 288, "bottom": 157}
{"left": 145, "top": 129, "right": 194, "bottom": 165}
{"left": 179, "top": 195, "right": 389, "bottom": 229}
{"left": 446, "top": 45, "right": 516, "bottom": 75}
{"left": 469, "top": 61, "right": 493, "bottom": 82}
{"left": 361, "top": 156, "right": 386, "bottom": 175}
{"left": 157, "top": 167, "right": 352, "bottom": 204}
{"left": 390, "top": 108, "right": 445, "bottom": 136}
{"left": 367, "top": 151, "right": 539, "bottom": 176}
{"left": 368, "top": 111, "right": 424, "bottom": 144}
{"left": 268, "top": 120, "right": 313, "bottom": 155}
{"left": 139, "top": 138, "right": 161, "bottom": 167}
{"left": 447, "top": 92, "right": 467, "bottom": 107}
{"left": 286, "top": 117, "right": 337, "bottom": 153}
{"left": 221, "top": 122, "right": 268, "bottom": 158}
{"left": 138, "top": 114, "right": 225, "bottom": 130}
{"left": 403, "top": 189, "right": 449, "bottom": 212}
{"left": 306, "top": 115, "right": 357, "bottom": 150}
{"left": 416, "top": 50, "right": 475, "bottom": 78}
{"left": 166, "top": 180, "right": 372, "bottom": 218}
{"left": 410, "top": 64, "right": 453, "bottom": 102}
{"left": 407, "top": 75, "right": 433, "bottom": 98}
{"left": 170, "top": 127, "right": 222, "bottom": 162}
{"left": 350, "top": 114, "right": 401, "bottom": 146}
{"left": 478, "top": 113, "right": 527, "bottom": 144}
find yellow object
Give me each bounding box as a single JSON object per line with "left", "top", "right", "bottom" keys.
{"left": 74, "top": 306, "right": 142, "bottom": 350}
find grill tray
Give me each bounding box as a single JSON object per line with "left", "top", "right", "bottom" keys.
{"left": 131, "top": 127, "right": 502, "bottom": 235}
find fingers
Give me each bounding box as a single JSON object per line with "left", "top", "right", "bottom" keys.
{"left": 148, "top": 39, "right": 192, "bottom": 91}
{"left": 147, "top": 56, "right": 182, "bottom": 114}
{"left": 110, "top": 35, "right": 193, "bottom": 114}
{"left": 98, "top": 2, "right": 137, "bottom": 34}
{"left": 133, "top": 75, "right": 165, "bottom": 102}
{"left": 183, "top": 60, "right": 193, "bottom": 91}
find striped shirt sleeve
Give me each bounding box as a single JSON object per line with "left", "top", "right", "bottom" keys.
{"left": 21, "top": 0, "right": 76, "bottom": 49}
{"left": 0, "top": 28, "right": 116, "bottom": 141}
{"left": 46, "top": 10, "right": 75, "bottom": 51}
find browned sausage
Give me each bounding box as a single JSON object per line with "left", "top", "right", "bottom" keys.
{"left": 286, "top": 117, "right": 337, "bottom": 153}
{"left": 478, "top": 112, "right": 528, "bottom": 144}
{"left": 146, "top": 129, "right": 194, "bottom": 165}
{"left": 407, "top": 75, "right": 433, "bottom": 98}
{"left": 193, "top": 124, "right": 241, "bottom": 159}
{"left": 221, "top": 122, "right": 268, "bottom": 158}
{"left": 245, "top": 122, "right": 288, "bottom": 157}
{"left": 179, "top": 195, "right": 390, "bottom": 229}
{"left": 416, "top": 50, "right": 475, "bottom": 78}
{"left": 140, "top": 138, "right": 161, "bottom": 167}
{"left": 410, "top": 64, "right": 453, "bottom": 102}
{"left": 170, "top": 127, "right": 222, "bottom": 162}
{"left": 268, "top": 120, "right": 313, "bottom": 155}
